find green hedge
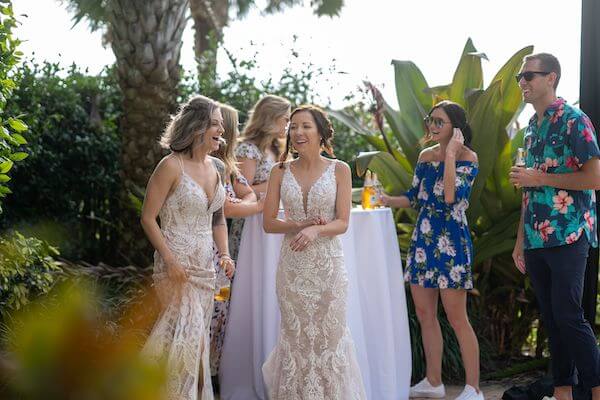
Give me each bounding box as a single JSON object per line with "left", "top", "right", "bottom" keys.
{"left": 0, "top": 1, "right": 29, "bottom": 212}
{"left": 2, "top": 61, "right": 122, "bottom": 263}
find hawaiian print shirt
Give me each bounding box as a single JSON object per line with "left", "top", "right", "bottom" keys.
{"left": 522, "top": 97, "right": 600, "bottom": 250}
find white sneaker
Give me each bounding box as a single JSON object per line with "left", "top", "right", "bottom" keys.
{"left": 409, "top": 377, "right": 446, "bottom": 398}
{"left": 455, "top": 385, "right": 484, "bottom": 400}
{"left": 542, "top": 397, "right": 556, "bottom": 400}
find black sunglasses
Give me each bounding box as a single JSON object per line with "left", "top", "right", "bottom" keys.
{"left": 423, "top": 116, "right": 451, "bottom": 129}
{"left": 515, "top": 71, "right": 551, "bottom": 83}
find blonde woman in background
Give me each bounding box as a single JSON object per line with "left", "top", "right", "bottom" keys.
{"left": 227, "top": 95, "right": 291, "bottom": 261}
{"left": 236, "top": 94, "right": 292, "bottom": 197}
{"left": 209, "top": 103, "right": 263, "bottom": 382}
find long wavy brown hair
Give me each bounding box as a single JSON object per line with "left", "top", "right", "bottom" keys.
{"left": 159, "top": 95, "right": 218, "bottom": 155}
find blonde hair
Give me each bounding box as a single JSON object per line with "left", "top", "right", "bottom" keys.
{"left": 159, "top": 95, "right": 218, "bottom": 155}
{"left": 241, "top": 94, "right": 291, "bottom": 156}
{"left": 213, "top": 103, "right": 240, "bottom": 178}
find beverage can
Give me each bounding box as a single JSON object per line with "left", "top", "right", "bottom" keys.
{"left": 515, "top": 148, "right": 526, "bottom": 167}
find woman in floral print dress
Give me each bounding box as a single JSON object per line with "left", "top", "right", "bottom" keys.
{"left": 209, "top": 104, "right": 264, "bottom": 381}
{"left": 383, "top": 101, "right": 484, "bottom": 400}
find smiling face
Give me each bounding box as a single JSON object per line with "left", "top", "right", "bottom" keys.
{"left": 197, "top": 108, "right": 225, "bottom": 153}
{"left": 289, "top": 110, "right": 322, "bottom": 156}
{"left": 518, "top": 59, "right": 556, "bottom": 104}
{"left": 425, "top": 107, "right": 453, "bottom": 143}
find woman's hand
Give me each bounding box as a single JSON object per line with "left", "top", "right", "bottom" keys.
{"left": 165, "top": 258, "right": 188, "bottom": 283}
{"left": 219, "top": 255, "right": 236, "bottom": 279}
{"left": 512, "top": 236, "right": 526, "bottom": 274}
{"left": 290, "top": 225, "right": 322, "bottom": 251}
{"left": 509, "top": 166, "right": 544, "bottom": 188}
{"left": 381, "top": 193, "right": 392, "bottom": 207}
{"left": 447, "top": 128, "right": 464, "bottom": 158}
{"left": 227, "top": 196, "right": 242, "bottom": 204}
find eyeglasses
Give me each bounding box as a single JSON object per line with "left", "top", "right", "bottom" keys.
{"left": 423, "top": 116, "right": 451, "bottom": 129}
{"left": 515, "top": 71, "right": 551, "bottom": 83}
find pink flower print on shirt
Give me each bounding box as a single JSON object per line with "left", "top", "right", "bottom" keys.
{"left": 549, "top": 104, "right": 564, "bottom": 123}
{"left": 582, "top": 127, "right": 594, "bottom": 143}
{"left": 566, "top": 156, "right": 580, "bottom": 171}
{"left": 567, "top": 118, "right": 576, "bottom": 134}
{"left": 566, "top": 229, "right": 583, "bottom": 244}
{"left": 535, "top": 220, "right": 556, "bottom": 242}
{"left": 553, "top": 190, "right": 574, "bottom": 214}
{"left": 584, "top": 211, "right": 595, "bottom": 231}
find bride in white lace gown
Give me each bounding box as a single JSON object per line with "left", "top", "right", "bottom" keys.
{"left": 262, "top": 105, "right": 366, "bottom": 400}
{"left": 140, "top": 96, "right": 235, "bottom": 400}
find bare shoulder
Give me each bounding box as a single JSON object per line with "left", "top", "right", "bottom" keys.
{"left": 333, "top": 160, "right": 352, "bottom": 181}
{"left": 269, "top": 162, "right": 286, "bottom": 179}
{"left": 459, "top": 147, "right": 478, "bottom": 163}
{"left": 334, "top": 159, "right": 351, "bottom": 176}
{"left": 418, "top": 145, "right": 439, "bottom": 162}
{"left": 155, "top": 154, "right": 181, "bottom": 176}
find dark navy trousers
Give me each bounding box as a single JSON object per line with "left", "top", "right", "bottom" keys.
{"left": 525, "top": 236, "right": 600, "bottom": 388}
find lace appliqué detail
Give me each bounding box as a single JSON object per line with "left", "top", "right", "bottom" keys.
{"left": 262, "top": 160, "right": 366, "bottom": 400}
{"left": 142, "top": 167, "right": 225, "bottom": 400}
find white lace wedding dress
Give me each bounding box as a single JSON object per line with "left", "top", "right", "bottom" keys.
{"left": 142, "top": 156, "right": 225, "bottom": 400}
{"left": 262, "top": 160, "right": 367, "bottom": 400}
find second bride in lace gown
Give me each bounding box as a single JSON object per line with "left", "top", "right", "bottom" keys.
{"left": 140, "top": 96, "right": 235, "bottom": 400}
{"left": 262, "top": 105, "right": 366, "bottom": 400}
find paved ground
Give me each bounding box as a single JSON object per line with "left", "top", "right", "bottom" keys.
{"left": 444, "top": 383, "right": 507, "bottom": 399}
{"left": 216, "top": 383, "right": 509, "bottom": 400}
{"left": 215, "top": 374, "right": 541, "bottom": 399}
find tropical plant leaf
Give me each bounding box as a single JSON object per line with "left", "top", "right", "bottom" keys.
{"left": 355, "top": 151, "right": 412, "bottom": 193}
{"left": 490, "top": 45, "right": 534, "bottom": 122}
{"left": 449, "top": 38, "right": 487, "bottom": 107}
{"left": 383, "top": 101, "right": 421, "bottom": 165}
{"left": 326, "top": 109, "right": 372, "bottom": 136}
{"left": 468, "top": 80, "right": 504, "bottom": 214}
{"left": 360, "top": 134, "right": 412, "bottom": 173}
{"left": 492, "top": 128, "right": 526, "bottom": 210}
{"left": 389, "top": 60, "right": 431, "bottom": 157}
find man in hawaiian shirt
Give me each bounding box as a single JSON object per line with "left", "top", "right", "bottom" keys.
{"left": 510, "top": 53, "right": 600, "bottom": 400}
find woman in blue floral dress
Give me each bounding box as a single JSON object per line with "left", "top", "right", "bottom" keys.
{"left": 383, "top": 101, "right": 483, "bottom": 400}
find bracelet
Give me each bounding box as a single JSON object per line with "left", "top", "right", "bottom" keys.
{"left": 219, "top": 253, "right": 232, "bottom": 260}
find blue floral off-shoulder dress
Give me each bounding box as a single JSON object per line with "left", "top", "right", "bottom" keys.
{"left": 404, "top": 161, "right": 479, "bottom": 290}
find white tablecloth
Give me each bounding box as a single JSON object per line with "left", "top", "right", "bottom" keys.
{"left": 219, "top": 208, "right": 411, "bottom": 400}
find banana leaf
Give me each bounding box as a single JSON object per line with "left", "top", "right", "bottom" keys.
{"left": 448, "top": 38, "right": 488, "bottom": 107}
{"left": 355, "top": 151, "right": 412, "bottom": 194}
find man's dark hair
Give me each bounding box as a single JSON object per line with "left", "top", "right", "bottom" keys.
{"left": 524, "top": 53, "right": 561, "bottom": 90}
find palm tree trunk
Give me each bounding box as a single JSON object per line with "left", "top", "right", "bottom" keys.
{"left": 189, "top": 0, "right": 229, "bottom": 86}
{"left": 108, "top": 0, "right": 189, "bottom": 265}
